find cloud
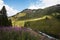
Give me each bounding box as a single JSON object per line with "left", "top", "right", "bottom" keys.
{"left": 28, "top": 0, "right": 60, "bottom": 9}
{"left": 0, "top": 0, "right": 4, "bottom": 9}
{"left": 0, "top": 0, "right": 19, "bottom": 16}
{"left": 5, "top": 5, "right": 19, "bottom": 16}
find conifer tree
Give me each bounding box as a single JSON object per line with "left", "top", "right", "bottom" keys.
{"left": 0, "top": 6, "right": 12, "bottom": 26}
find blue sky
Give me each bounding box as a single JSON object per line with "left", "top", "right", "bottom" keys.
{"left": 0, "top": 0, "right": 60, "bottom": 16}
{"left": 4, "top": 0, "right": 38, "bottom": 11}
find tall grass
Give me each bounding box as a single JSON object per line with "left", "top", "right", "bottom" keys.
{"left": 0, "top": 27, "right": 40, "bottom": 40}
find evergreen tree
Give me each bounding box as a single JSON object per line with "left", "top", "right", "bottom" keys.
{"left": 0, "top": 6, "right": 12, "bottom": 26}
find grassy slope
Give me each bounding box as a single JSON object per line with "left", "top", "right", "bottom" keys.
{"left": 11, "top": 15, "right": 60, "bottom": 38}
{"left": 10, "top": 13, "right": 26, "bottom": 27}
{"left": 10, "top": 4, "right": 60, "bottom": 38}
{"left": 11, "top": 15, "right": 50, "bottom": 27}
{"left": 24, "top": 16, "right": 60, "bottom": 38}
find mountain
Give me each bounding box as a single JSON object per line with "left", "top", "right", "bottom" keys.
{"left": 9, "top": 9, "right": 44, "bottom": 21}
{"left": 10, "top": 4, "right": 60, "bottom": 21}
{"left": 43, "top": 4, "right": 60, "bottom": 15}
{"left": 9, "top": 4, "right": 60, "bottom": 39}
{"left": 24, "top": 4, "right": 60, "bottom": 38}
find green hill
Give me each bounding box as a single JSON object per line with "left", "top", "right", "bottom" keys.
{"left": 24, "top": 16, "right": 60, "bottom": 38}
{"left": 9, "top": 4, "right": 60, "bottom": 26}
{"left": 9, "top": 4, "right": 60, "bottom": 38}
{"left": 9, "top": 9, "right": 44, "bottom": 20}
{"left": 10, "top": 4, "right": 60, "bottom": 20}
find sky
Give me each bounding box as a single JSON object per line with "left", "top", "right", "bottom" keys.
{"left": 0, "top": 0, "right": 60, "bottom": 16}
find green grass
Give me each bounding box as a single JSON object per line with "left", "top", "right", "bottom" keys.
{"left": 11, "top": 15, "right": 52, "bottom": 27}
{"left": 11, "top": 15, "right": 60, "bottom": 38}
{"left": 12, "top": 21, "right": 25, "bottom": 27}
{"left": 24, "top": 17, "right": 60, "bottom": 38}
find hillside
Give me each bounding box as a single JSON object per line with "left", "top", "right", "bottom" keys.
{"left": 9, "top": 9, "right": 44, "bottom": 20}
{"left": 9, "top": 4, "right": 60, "bottom": 39}
{"left": 10, "top": 4, "right": 60, "bottom": 20}
{"left": 9, "top": 4, "right": 60, "bottom": 26}
{"left": 25, "top": 16, "right": 60, "bottom": 38}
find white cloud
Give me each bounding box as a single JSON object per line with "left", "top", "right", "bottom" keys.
{"left": 28, "top": 3, "right": 40, "bottom": 9}
{"left": 0, "top": 0, "right": 19, "bottom": 16}
{"left": 0, "top": 0, "right": 4, "bottom": 9}
{"left": 28, "top": 0, "right": 60, "bottom": 9}
{"left": 5, "top": 5, "right": 19, "bottom": 16}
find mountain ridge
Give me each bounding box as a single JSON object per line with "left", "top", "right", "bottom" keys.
{"left": 9, "top": 4, "right": 60, "bottom": 20}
